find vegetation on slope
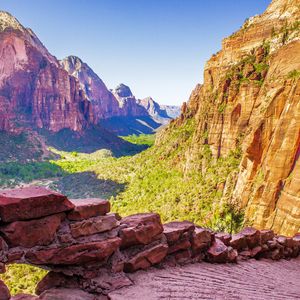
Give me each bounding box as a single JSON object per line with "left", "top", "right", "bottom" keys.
{"left": 120, "top": 134, "right": 156, "bottom": 146}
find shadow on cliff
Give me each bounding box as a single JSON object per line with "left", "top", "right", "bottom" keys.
{"left": 39, "top": 126, "right": 148, "bottom": 157}
{"left": 99, "top": 116, "right": 162, "bottom": 136}
{"left": 50, "top": 171, "right": 126, "bottom": 199}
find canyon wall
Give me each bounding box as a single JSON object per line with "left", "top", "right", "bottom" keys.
{"left": 0, "top": 187, "right": 299, "bottom": 299}
{"left": 0, "top": 12, "right": 93, "bottom": 133}
{"left": 157, "top": 0, "right": 300, "bottom": 235}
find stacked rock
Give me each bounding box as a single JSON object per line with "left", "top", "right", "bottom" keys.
{"left": 0, "top": 187, "right": 298, "bottom": 299}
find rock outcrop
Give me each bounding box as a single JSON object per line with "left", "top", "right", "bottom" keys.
{"left": 156, "top": 0, "right": 300, "bottom": 235}
{"left": 0, "top": 187, "right": 299, "bottom": 298}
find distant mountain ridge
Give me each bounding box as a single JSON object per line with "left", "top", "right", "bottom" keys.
{"left": 61, "top": 56, "right": 181, "bottom": 133}
{"left": 0, "top": 11, "right": 180, "bottom": 157}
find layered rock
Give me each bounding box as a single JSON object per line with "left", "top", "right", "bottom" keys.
{"left": 0, "top": 12, "right": 93, "bottom": 133}
{"left": 0, "top": 187, "right": 299, "bottom": 298}
{"left": 60, "top": 56, "right": 123, "bottom": 122}
{"left": 156, "top": 0, "right": 300, "bottom": 235}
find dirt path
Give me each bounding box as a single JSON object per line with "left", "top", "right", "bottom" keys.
{"left": 109, "top": 258, "right": 300, "bottom": 300}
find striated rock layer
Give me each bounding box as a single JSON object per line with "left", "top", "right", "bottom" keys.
{"left": 0, "top": 12, "right": 93, "bottom": 133}
{"left": 0, "top": 187, "right": 299, "bottom": 298}
{"left": 156, "top": 0, "right": 300, "bottom": 235}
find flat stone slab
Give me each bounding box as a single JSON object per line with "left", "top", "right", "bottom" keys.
{"left": 0, "top": 187, "right": 74, "bottom": 222}
{"left": 109, "top": 257, "right": 300, "bottom": 299}
{"left": 67, "top": 198, "right": 110, "bottom": 221}
{"left": 25, "top": 238, "right": 121, "bottom": 265}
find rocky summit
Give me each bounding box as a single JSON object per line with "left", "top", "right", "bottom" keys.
{"left": 0, "top": 187, "right": 299, "bottom": 299}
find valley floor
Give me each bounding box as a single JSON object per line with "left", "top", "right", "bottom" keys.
{"left": 109, "top": 258, "right": 300, "bottom": 300}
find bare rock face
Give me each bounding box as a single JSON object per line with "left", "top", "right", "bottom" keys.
{"left": 137, "top": 97, "right": 172, "bottom": 124}
{"left": 156, "top": 0, "right": 300, "bottom": 235}
{"left": 60, "top": 56, "right": 123, "bottom": 122}
{"left": 0, "top": 12, "right": 93, "bottom": 133}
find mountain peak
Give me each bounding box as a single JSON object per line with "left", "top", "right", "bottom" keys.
{"left": 114, "top": 84, "right": 133, "bottom": 98}
{"left": 60, "top": 55, "right": 85, "bottom": 74}
{"left": 0, "top": 11, "right": 24, "bottom": 32}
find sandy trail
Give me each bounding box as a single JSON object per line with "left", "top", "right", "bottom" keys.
{"left": 109, "top": 258, "right": 300, "bottom": 300}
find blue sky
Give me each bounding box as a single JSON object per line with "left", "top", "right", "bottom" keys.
{"left": 0, "top": 0, "right": 270, "bottom": 105}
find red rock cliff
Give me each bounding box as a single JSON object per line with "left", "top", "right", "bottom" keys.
{"left": 0, "top": 12, "right": 93, "bottom": 133}
{"left": 157, "top": 0, "right": 300, "bottom": 235}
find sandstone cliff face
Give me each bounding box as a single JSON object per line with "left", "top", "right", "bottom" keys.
{"left": 0, "top": 12, "right": 93, "bottom": 133}
{"left": 157, "top": 0, "right": 300, "bottom": 235}
{"left": 60, "top": 56, "right": 123, "bottom": 122}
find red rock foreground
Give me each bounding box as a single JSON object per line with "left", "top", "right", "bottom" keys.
{"left": 0, "top": 187, "right": 299, "bottom": 299}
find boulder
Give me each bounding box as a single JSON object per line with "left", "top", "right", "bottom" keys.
{"left": 0, "top": 187, "right": 74, "bottom": 222}
{"left": 0, "top": 280, "right": 10, "bottom": 300}
{"left": 207, "top": 239, "right": 229, "bottom": 263}
{"left": 240, "top": 227, "right": 260, "bottom": 248}
{"left": 227, "top": 247, "right": 238, "bottom": 262}
{"left": 163, "top": 221, "right": 195, "bottom": 243}
{"left": 173, "top": 249, "right": 192, "bottom": 263}
{"left": 70, "top": 214, "right": 119, "bottom": 238}
{"left": 276, "top": 235, "right": 288, "bottom": 246}
{"left": 230, "top": 233, "right": 248, "bottom": 250}
{"left": 167, "top": 233, "right": 191, "bottom": 254}
{"left": 26, "top": 238, "right": 121, "bottom": 265}
{"left": 68, "top": 199, "right": 110, "bottom": 221}
{"left": 250, "top": 246, "right": 263, "bottom": 258}
{"left": 260, "top": 229, "right": 275, "bottom": 244}
{"left": 124, "top": 243, "right": 168, "bottom": 272}
{"left": 191, "top": 227, "right": 213, "bottom": 253}
{"left": 215, "top": 232, "right": 231, "bottom": 246}
{"left": 0, "top": 213, "right": 65, "bottom": 248}
{"left": 119, "top": 213, "right": 163, "bottom": 248}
